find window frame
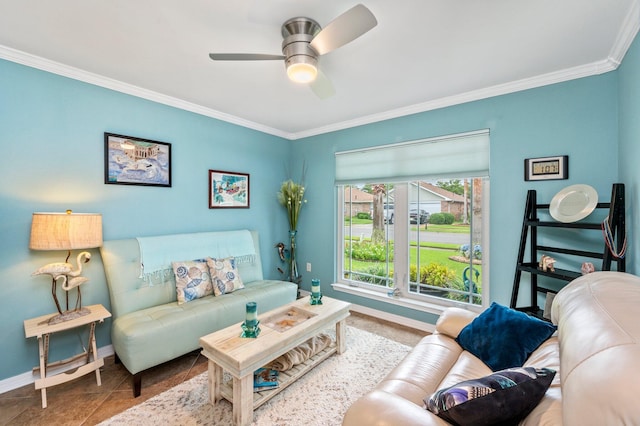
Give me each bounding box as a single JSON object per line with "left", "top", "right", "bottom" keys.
{"left": 335, "top": 179, "right": 490, "bottom": 316}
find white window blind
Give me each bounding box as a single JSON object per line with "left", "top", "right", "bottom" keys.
{"left": 335, "top": 130, "right": 490, "bottom": 184}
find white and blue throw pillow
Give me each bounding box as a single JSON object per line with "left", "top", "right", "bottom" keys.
{"left": 172, "top": 259, "right": 213, "bottom": 304}
{"left": 206, "top": 256, "right": 244, "bottom": 296}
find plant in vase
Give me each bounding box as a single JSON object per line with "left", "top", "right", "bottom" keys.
{"left": 277, "top": 173, "right": 307, "bottom": 291}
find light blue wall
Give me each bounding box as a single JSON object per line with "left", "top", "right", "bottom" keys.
{"left": 0, "top": 40, "right": 633, "bottom": 383}
{"left": 292, "top": 73, "right": 620, "bottom": 324}
{"left": 619, "top": 34, "right": 640, "bottom": 274}
{"left": 0, "top": 59, "right": 292, "bottom": 381}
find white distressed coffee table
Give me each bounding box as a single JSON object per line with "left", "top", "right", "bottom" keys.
{"left": 199, "top": 296, "right": 351, "bottom": 426}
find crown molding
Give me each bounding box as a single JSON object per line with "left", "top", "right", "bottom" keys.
{"left": 0, "top": 45, "right": 290, "bottom": 139}
{"left": 609, "top": 0, "right": 640, "bottom": 66}
{"left": 290, "top": 1, "right": 640, "bottom": 140}
{"left": 290, "top": 58, "right": 619, "bottom": 140}
{"left": 2, "top": 7, "right": 638, "bottom": 143}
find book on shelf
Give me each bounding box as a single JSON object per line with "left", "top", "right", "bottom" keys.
{"left": 254, "top": 367, "right": 279, "bottom": 389}
{"left": 254, "top": 384, "right": 279, "bottom": 392}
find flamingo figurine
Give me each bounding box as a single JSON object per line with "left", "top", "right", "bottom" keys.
{"left": 62, "top": 276, "right": 90, "bottom": 291}
{"left": 32, "top": 251, "right": 92, "bottom": 320}
{"left": 32, "top": 252, "right": 91, "bottom": 278}
{"left": 59, "top": 276, "right": 90, "bottom": 313}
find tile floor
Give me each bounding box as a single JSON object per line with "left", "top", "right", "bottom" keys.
{"left": 0, "top": 312, "right": 426, "bottom": 425}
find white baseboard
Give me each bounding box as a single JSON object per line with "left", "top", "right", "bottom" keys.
{"left": 349, "top": 302, "right": 436, "bottom": 333}
{"left": 0, "top": 345, "right": 114, "bottom": 395}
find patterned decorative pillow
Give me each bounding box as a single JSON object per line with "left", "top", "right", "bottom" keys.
{"left": 171, "top": 260, "right": 213, "bottom": 304}
{"left": 425, "top": 367, "right": 556, "bottom": 426}
{"left": 455, "top": 302, "right": 557, "bottom": 371}
{"left": 206, "top": 257, "right": 244, "bottom": 296}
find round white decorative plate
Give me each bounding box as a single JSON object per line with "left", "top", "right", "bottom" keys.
{"left": 549, "top": 184, "right": 598, "bottom": 223}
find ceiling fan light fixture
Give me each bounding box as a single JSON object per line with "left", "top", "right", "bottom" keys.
{"left": 209, "top": 5, "right": 377, "bottom": 96}
{"left": 287, "top": 61, "right": 318, "bottom": 83}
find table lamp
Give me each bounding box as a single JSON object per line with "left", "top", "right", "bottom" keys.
{"left": 30, "top": 210, "right": 103, "bottom": 324}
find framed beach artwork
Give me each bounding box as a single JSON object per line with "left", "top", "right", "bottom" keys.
{"left": 209, "top": 170, "right": 250, "bottom": 208}
{"left": 104, "top": 133, "right": 172, "bottom": 187}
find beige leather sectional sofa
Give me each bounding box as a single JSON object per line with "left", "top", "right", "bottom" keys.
{"left": 344, "top": 271, "right": 640, "bottom": 425}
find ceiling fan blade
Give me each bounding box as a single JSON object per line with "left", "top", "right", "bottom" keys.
{"left": 309, "top": 4, "right": 377, "bottom": 56}
{"left": 310, "top": 69, "right": 335, "bottom": 99}
{"left": 209, "top": 53, "right": 285, "bottom": 61}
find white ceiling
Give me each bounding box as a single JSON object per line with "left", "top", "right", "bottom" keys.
{"left": 0, "top": 0, "right": 637, "bottom": 139}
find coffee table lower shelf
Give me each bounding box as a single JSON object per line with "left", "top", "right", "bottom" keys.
{"left": 199, "top": 296, "right": 351, "bottom": 426}
{"left": 220, "top": 343, "right": 337, "bottom": 409}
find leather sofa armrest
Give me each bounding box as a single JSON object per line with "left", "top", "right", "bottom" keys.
{"left": 342, "top": 390, "right": 450, "bottom": 426}
{"left": 435, "top": 307, "right": 477, "bottom": 338}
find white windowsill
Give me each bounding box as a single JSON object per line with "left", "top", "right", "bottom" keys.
{"left": 332, "top": 282, "right": 482, "bottom": 318}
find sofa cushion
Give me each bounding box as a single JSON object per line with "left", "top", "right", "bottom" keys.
{"left": 435, "top": 307, "right": 478, "bottom": 338}
{"left": 171, "top": 259, "right": 213, "bottom": 304}
{"left": 456, "top": 302, "right": 556, "bottom": 371}
{"left": 207, "top": 256, "right": 244, "bottom": 295}
{"left": 110, "top": 280, "right": 298, "bottom": 375}
{"left": 425, "top": 367, "right": 556, "bottom": 426}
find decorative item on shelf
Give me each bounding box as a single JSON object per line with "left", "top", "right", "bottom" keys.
{"left": 538, "top": 255, "right": 556, "bottom": 272}
{"left": 310, "top": 278, "right": 323, "bottom": 305}
{"left": 549, "top": 184, "right": 598, "bottom": 223}
{"left": 602, "top": 215, "right": 627, "bottom": 259}
{"left": 30, "top": 210, "right": 103, "bottom": 325}
{"left": 277, "top": 164, "right": 307, "bottom": 294}
{"left": 581, "top": 262, "right": 595, "bottom": 275}
{"left": 253, "top": 367, "right": 279, "bottom": 392}
{"left": 241, "top": 302, "right": 261, "bottom": 338}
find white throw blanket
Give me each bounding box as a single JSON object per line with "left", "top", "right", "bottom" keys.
{"left": 136, "top": 230, "right": 256, "bottom": 280}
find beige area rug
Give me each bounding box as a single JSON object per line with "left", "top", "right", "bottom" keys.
{"left": 100, "top": 327, "right": 412, "bottom": 426}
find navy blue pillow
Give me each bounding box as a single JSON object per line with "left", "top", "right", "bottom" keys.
{"left": 425, "top": 367, "right": 556, "bottom": 426}
{"left": 455, "top": 302, "right": 556, "bottom": 371}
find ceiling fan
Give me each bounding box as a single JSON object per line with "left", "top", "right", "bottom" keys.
{"left": 209, "top": 4, "right": 377, "bottom": 98}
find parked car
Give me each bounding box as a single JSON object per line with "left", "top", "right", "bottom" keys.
{"left": 409, "top": 209, "right": 430, "bottom": 225}
{"left": 383, "top": 204, "right": 394, "bottom": 224}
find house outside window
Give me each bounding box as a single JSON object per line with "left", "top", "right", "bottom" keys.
{"left": 335, "top": 130, "right": 490, "bottom": 310}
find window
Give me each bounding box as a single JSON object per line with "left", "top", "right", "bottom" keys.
{"left": 335, "top": 131, "right": 489, "bottom": 310}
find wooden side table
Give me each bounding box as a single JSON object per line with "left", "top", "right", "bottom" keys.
{"left": 23, "top": 304, "right": 111, "bottom": 408}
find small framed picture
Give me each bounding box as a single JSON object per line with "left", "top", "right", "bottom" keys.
{"left": 524, "top": 155, "right": 568, "bottom": 181}
{"left": 209, "top": 170, "right": 250, "bottom": 208}
{"left": 104, "top": 133, "right": 171, "bottom": 187}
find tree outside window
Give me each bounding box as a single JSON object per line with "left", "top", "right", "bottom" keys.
{"left": 340, "top": 178, "right": 485, "bottom": 306}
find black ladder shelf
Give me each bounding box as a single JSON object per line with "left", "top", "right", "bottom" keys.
{"left": 510, "top": 183, "right": 626, "bottom": 319}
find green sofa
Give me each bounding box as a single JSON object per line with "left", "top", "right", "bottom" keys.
{"left": 100, "top": 229, "right": 297, "bottom": 396}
